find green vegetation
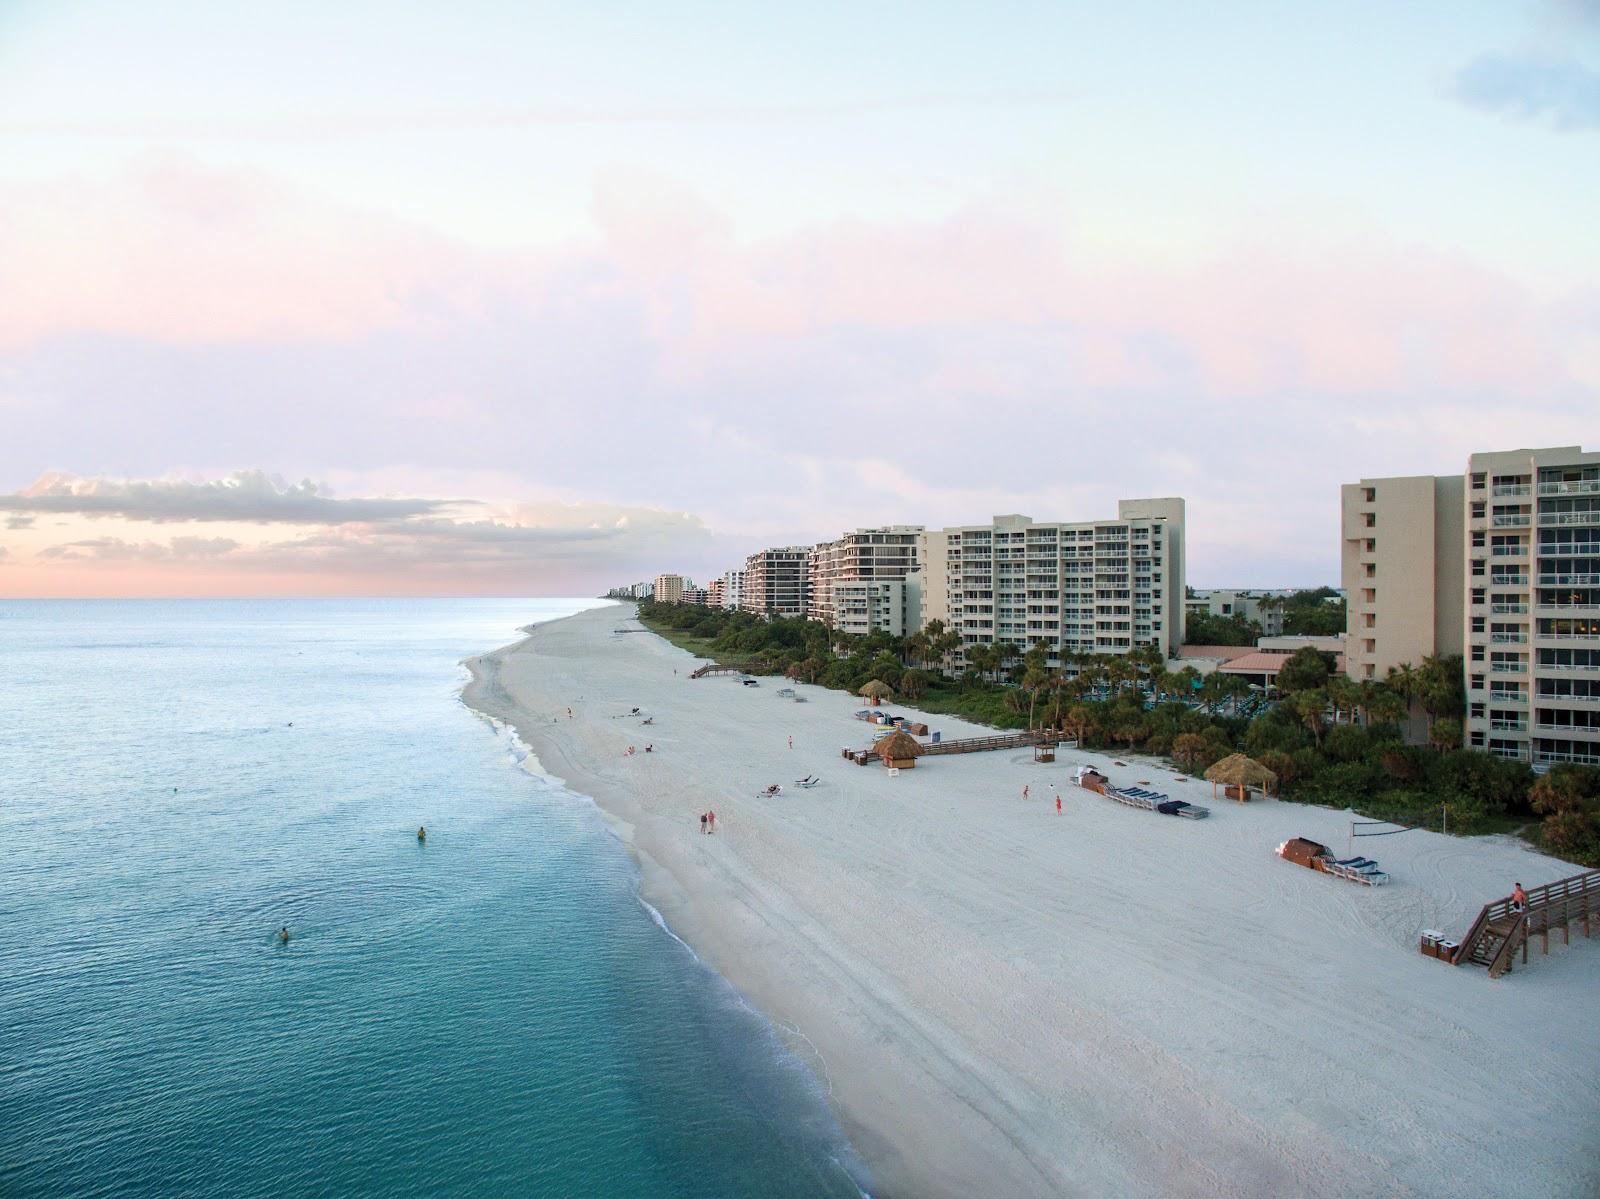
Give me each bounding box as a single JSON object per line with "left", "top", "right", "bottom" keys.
{"left": 1183, "top": 611, "right": 1260, "bottom": 646}
{"left": 1275, "top": 587, "right": 1347, "bottom": 637}
{"left": 636, "top": 601, "right": 1591, "bottom": 865}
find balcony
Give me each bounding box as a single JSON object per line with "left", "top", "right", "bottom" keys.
{"left": 1490, "top": 633, "right": 1529, "bottom": 644}
{"left": 1492, "top": 484, "right": 1532, "bottom": 497}
{"left": 1490, "top": 720, "right": 1527, "bottom": 732}
{"left": 1539, "top": 511, "right": 1600, "bottom": 527}
{"left": 1492, "top": 514, "right": 1532, "bottom": 527}
{"left": 1491, "top": 602, "right": 1529, "bottom": 614}
{"left": 1490, "top": 661, "right": 1528, "bottom": 673}
{"left": 1542, "top": 661, "right": 1600, "bottom": 673}
{"left": 1535, "top": 749, "right": 1600, "bottom": 766}
{"left": 1535, "top": 631, "right": 1600, "bottom": 642}
{"left": 1490, "top": 546, "right": 1528, "bottom": 557}
{"left": 1538, "top": 691, "right": 1600, "bottom": 704}
{"left": 1539, "top": 479, "right": 1600, "bottom": 496}
{"left": 1488, "top": 692, "right": 1528, "bottom": 705}
{"left": 1490, "top": 575, "right": 1530, "bottom": 587}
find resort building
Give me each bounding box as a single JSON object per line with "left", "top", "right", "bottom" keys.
{"left": 806, "top": 526, "right": 924, "bottom": 631}
{"left": 1184, "top": 589, "right": 1285, "bottom": 636}
{"left": 681, "top": 587, "right": 709, "bottom": 606}
{"left": 1342, "top": 445, "right": 1600, "bottom": 767}
{"left": 917, "top": 499, "right": 1187, "bottom": 669}
{"left": 741, "top": 547, "right": 812, "bottom": 618}
{"left": 652, "top": 574, "right": 686, "bottom": 605}
{"left": 830, "top": 578, "right": 921, "bottom": 638}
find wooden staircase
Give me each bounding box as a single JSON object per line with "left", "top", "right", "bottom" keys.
{"left": 1450, "top": 869, "right": 1600, "bottom": 978}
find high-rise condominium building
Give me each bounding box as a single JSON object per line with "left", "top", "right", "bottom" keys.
{"left": 1342, "top": 445, "right": 1600, "bottom": 767}
{"left": 806, "top": 526, "right": 924, "bottom": 633}
{"left": 653, "top": 574, "right": 685, "bottom": 604}
{"left": 719, "top": 569, "right": 746, "bottom": 611}
{"left": 741, "top": 547, "right": 811, "bottom": 618}
{"left": 918, "top": 500, "right": 1186, "bottom": 667}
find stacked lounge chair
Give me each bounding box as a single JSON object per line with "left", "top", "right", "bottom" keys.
{"left": 1322, "top": 855, "right": 1391, "bottom": 885}
{"left": 1107, "top": 785, "right": 1211, "bottom": 819}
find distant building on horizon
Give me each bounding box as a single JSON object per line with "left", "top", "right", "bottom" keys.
{"left": 719, "top": 569, "right": 745, "bottom": 610}
{"left": 652, "top": 574, "right": 685, "bottom": 605}
{"left": 916, "top": 499, "right": 1186, "bottom": 669}
{"left": 1342, "top": 445, "right": 1600, "bottom": 767}
{"left": 1184, "top": 589, "right": 1285, "bottom": 636}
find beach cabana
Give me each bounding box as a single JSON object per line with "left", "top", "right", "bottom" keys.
{"left": 875, "top": 729, "right": 924, "bottom": 770}
{"left": 1203, "top": 753, "right": 1277, "bottom": 803}
{"left": 858, "top": 680, "right": 895, "bottom": 706}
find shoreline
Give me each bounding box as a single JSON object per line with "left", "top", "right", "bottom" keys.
{"left": 462, "top": 604, "right": 1600, "bottom": 1199}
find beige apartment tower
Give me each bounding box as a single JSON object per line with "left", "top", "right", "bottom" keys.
{"left": 1340, "top": 476, "right": 1465, "bottom": 681}
{"left": 652, "top": 573, "right": 685, "bottom": 604}
{"left": 806, "top": 526, "right": 923, "bottom": 633}
{"left": 1342, "top": 446, "right": 1600, "bottom": 767}
{"left": 918, "top": 499, "right": 1186, "bottom": 667}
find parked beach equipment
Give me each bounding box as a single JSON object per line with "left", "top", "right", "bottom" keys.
{"left": 1203, "top": 754, "right": 1277, "bottom": 803}
{"left": 1073, "top": 764, "right": 1210, "bottom": 818}
{"left": 1276, "top": 838, "right": 1390, "bottom": 885}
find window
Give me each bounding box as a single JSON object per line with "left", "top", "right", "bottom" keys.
{"left": 1363, "top": 512, "right": 1376, "bottom": 528}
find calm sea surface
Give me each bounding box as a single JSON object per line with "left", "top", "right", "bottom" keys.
{"left": 0, "top": 599, "right": 866, "bottom": 1198}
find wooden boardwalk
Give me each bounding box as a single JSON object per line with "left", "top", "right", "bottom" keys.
{"left": 688, "top": 662, "right": 761, "bottom": 679}
{"left": 916, "top": 730, "right": 1054, "bottom": 756}
{"left": 1450, "top": 869, "right": 1600, "bottom": 978}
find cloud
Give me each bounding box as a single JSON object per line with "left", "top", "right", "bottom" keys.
{"left": 4, "top": 515, "right": 33, "bottom": 529}
{"left": 1453, "top": 52, "right": 1600, "bottom": 130}
{"left": 1, "top": 471, "right": 458, "bottom": 524}
{"left": 9, "top": 475, "right": 720, "bottom": 594}
{"left": 38, "top": 536, "right": 240, "bottom": 562}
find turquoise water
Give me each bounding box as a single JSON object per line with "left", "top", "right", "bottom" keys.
{"left": 0, "top": 599, "right": 867, "bottom": 1198}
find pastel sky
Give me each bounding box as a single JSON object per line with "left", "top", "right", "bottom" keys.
{"left": 2, "top": 0, "right": 1597, "bottom": 597}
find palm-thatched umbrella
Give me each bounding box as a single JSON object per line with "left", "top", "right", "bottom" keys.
{"left": 1203, "top": 753, "right": 1278, "bottom": 802}
{"left": 858, "top": 679, "right": 894, "bottom": 706}
{"left": 875, "top": 728, "right": 924, "bottom": 769}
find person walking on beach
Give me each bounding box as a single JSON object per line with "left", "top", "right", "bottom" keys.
{"left": 566, "top": 707, "right": 573, "bottom": 719}
{"left": 700, "top": 813, "right": 708, "bottom": 835}
{"left": 788, "top": 735, "right": 794, "bottom": 750}
{"left": 1022, "top": 784, "right": 1029, "bottom": 801}
{"left": 708, "top": 809, "right": 717, "bottom": 833}
{"left": 1055, "top": 794, "right": 1062, "bottom": 814}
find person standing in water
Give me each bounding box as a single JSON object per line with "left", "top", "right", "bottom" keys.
{"left": 417, "top": 826, "right": 427, "bottom": 842}
{"left": 278, "top": 927, "right": 291, "bottom": 944}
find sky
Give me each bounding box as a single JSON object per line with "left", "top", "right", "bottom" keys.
{"left": 1, "top": 0, "right": 1597, "bottom": 597}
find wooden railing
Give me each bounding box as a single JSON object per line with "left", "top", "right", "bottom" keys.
{"left": 918, "top": 729, "right": 1054, "bottom": 756}
{"left": 1452, "top": 869, "right": 1600, "bottom": 977}
{"left": 688, "top": 662, "right": 761, "bottom": 679}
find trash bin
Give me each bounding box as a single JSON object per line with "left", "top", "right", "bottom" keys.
{"left": 931, "top": 730, "right": 941, "bottom": 744}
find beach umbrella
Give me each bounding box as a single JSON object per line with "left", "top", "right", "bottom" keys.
{"left": 1202, "top": 753, "right": 1278, "bottom": 802}
{"left": 874, "top": 728, "right": 924, "bottom": 768}
{"left": 858, "top": 679, "right": 894, "bottom": 705}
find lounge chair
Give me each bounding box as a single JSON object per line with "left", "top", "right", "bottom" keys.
{"left": 795, "top": 775, "right": 819, "bottom": 788}
{"left": 758, "top": 784, "right": 783, "bottom": 797}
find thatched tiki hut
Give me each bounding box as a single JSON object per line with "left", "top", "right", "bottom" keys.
{"left": 875, "top": 729, "right": 924, "bottom": 770}
{"left": 1203, "top": 753, "right": 1278, "bottom": 803}
{"left": 858, "top": 679, "right": 895, "bottom": 706}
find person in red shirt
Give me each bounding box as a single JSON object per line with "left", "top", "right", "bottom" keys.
{"left": 1510, "top": 882, "right": 1528, "bottom": 913}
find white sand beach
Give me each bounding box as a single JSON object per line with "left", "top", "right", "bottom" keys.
{"left": 464, "top": 604, "right": 1600, "bottom": 1199}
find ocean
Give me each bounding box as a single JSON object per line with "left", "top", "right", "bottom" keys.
{"left": 0, "top": 599, "right": 868, "bottom": 1198}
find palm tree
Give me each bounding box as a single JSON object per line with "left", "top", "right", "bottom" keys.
{"left": 1021, "top": 665, "right": 1050, "bottom": 730}
{"left": 1292, "top": 688, "right": 1328, "bottom": 746}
